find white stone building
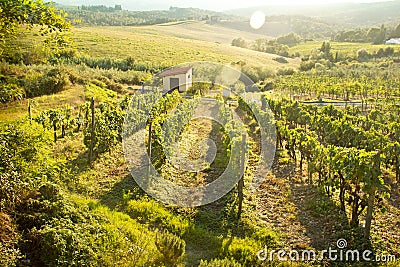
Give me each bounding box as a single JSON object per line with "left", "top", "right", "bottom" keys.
{"left": 158, "top": 66, "right": 193, "bottom": 94}
{"left": 385, "top": 38, "right": 400, "bottom": 45}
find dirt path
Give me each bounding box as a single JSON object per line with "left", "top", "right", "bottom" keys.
{"left": 254, "top": 150, "right": 400, "bottom": 257}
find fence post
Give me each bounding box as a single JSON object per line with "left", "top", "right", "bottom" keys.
{"left": 28, "top": 100, "right": 32, "bottom": 125}
{"left": 364, "top": 184, "right": 376, "bottom": 239}
{"left": 237, "top": 133, "right": 246, "bottom": 220}
{"left": 147, "top": 119, "right": 152, "bottom": 177}
{"left": 77, "top": 108, "right": 82, "bottom": 132}
{"left": 261, "top": 97, "right": 266, "bottom": 111}
{"left": 53, "top": 120, "right": 57, "bottom": 143}
{"left": 89, "top": 97, "right": 95, "bottom": 164}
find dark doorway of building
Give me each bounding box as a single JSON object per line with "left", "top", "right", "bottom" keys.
{"left": 170, "top": 78, "right": 179, "bottom": 91}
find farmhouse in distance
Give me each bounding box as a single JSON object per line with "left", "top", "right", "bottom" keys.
{"left": 386, "top": 38, "right": 400, "bottom": 45}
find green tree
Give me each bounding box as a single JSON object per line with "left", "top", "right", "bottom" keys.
{"left": 376, "top": 24, "right": 387, "bottom": 44}
{"left": 367, "top": 27, "right": 381, "bottom": 42}
{"left": 0, "top": 0, "right": 70, "bottom": 53}
{"left": 390, "top": 23, "right": 400, "bottom": 38}
{"left": 252, "top": 38, "right": 266, "bottom": 52}
{"left": 276, "top": 32, "right": 301, "bottom": 46}
{"left": 232, "top": 37, "right": 247, "bottom": 48}
{"left": 320, "top": 41, "right": 333, "bottom": 61}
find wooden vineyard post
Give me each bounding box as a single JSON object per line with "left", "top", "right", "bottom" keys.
{"left": 237, "top": 133, "right": 246, "bottom": 220}
{"left": 361, "top": 98, "right": 364, "bottom": 112}
{"left": 261, "top": 98, "right": 266, "bottom": 111}
{"left": 364, "top": 184, "right": 377, "bottom": 239}
{"left": 230, "top": 103, "right": 234, "bottom": 128}
{"left": 77, "top": 108, "right": 81, "bottom": 132}
{"left": 53, "top": 120, "right": 57, "bottom": 143}
{"left": 395, "top": 143, "right": 400, "bottom": 184}
{"left": 28, "top": 100, "right": 32, "bottom": 125}
{"left": 89, "top": 97, "right": 95, "bottom": 165}
{"left": 61, "top": 121, "right": 65, "bottom": 138}
{"left": 85, "top": 105, "right": 89, "bottom": 128}
{"left": 364, "top": 152, "right": 381, "bottom": 239}
{"left": 147, "top": 119, "right": 153, "bottom": 177}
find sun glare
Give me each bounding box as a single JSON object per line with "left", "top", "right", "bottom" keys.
{"left": 249, "top": 11, "right": 266, "bottom": 30}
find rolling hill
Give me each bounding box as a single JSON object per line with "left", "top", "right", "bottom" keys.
{"left": 214, "top": 15, "right": 336, "bottom": 39}
{"left": 71, "top": 23, "right": 300, "bottom": 68}
{"left": 227, "top": 0, "right": 400, "bottom": 28}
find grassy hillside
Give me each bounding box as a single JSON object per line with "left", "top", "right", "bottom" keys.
{"left": 72, "top": 24, "right": 299, "bottom": 68}
{"left": 149, "top": 21, "right": 272, "bottom": 44}
{"left": 4, "top": 23, "right": 298, "bottom": 69}
{"left": 69, "top": 25, "right": 299, "bottom": 70}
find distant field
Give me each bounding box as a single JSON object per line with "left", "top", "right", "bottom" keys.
{"left": 290, "top": 41, "right": 400, "bottom": 57}
{"left": 72, "top": 25, "right": 300, "bottom": 69}
{"left": 153, "top": 21, "right": 271, "bottom": 44}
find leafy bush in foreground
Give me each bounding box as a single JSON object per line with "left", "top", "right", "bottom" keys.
{"left": 24, "top": 67, "right": 70, "bottom": 98}
{"left": 156, "top": 231, "right": 186, "bottom": 266}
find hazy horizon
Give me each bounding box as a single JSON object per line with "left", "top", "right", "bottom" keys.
{"left": 55, "top": 0, "right": 395, "bottom": 11}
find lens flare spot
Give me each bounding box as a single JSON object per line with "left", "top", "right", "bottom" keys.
{"left": 250, "top": 11, "right": 266, "bottom": 30}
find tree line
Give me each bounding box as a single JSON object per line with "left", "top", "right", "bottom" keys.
{"left": 232, "top": 32, "right": 302, "bottom": 57}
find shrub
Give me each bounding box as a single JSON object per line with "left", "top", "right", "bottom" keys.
{"left": 187, "top": 82, "right": 212, "bottom": 95}
{"left": 184, "top": 226, "right": 221, "bottom": 256}
{"left": 0, "top": 212, "right": 21, "bottom": 267}
{"left": 276, "top": 32, "right": 301, "bottom": 47}
{"left": 90, "top": 79, "right": 108, "bottom": 88}
{"left": 273, "top": 57, "right": 289, "bottom": 64}
{"left": 277, "top": 68, "right": 295, "bottom": 76}
{"left": 40, "top": 68, "right": 70, "bottom": 93}
{"left": 24, "top": 68, "right": 70, "bottom": 97}
{"left": 315, "top": 63, "right": 326, "bottom": 71}
{"left": 106, "top": 81, "right": 124, "bottom": 92}
{"left": 251, "top": 228, "right": 279, "bottom": 247}
{"left": 156, "top": 231, "right": 186, "bottom": 265}
{"left": 38, "top": 218, "right": 98, "bottom": 266}
{"left": 84, "top": 82, "right": 117, "bottom": 103}
{"left": 69, "top": 56, "right": 166, "bottom": 74}
{"left": 357, "top": 48, "right": 371, "bottom": 62}
{"left": 125, "top": 199, "right": 189, "bottom": 236}
{"left": 0, "top": 122, "right": 53, "bottom": 212}
{"left": 258, "top": 79, "right": 274, "bottom": 91}
{"left": 300, "top": 60, "right": 315, "bottom": 71}
{"left": 0, "top": 242, "right": 21, "bottom": 267}
{"left": 199, "top": 258, "right": 242, "bottom": 267}
{"left": 222, "top": 237, "right": 260, "bottom": 266}
{"left": 241, "top": 66, "right": 275, "bottom": 82}
{"left": 232, "top": 38, "right": 247, "bottom": 48}
{"left": 74, "top": 197, "right": 162, "bottom": 266}
{"left": 0, "top": 82, "right": 25, "bottom": 103}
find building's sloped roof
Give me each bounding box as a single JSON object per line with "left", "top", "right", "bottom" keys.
{"left": 158, "top": 66, "right": 192, "bottom": 77}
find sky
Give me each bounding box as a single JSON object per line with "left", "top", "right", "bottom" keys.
{"left": 57, "top": 0, "right": 393, "bottom": 11}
